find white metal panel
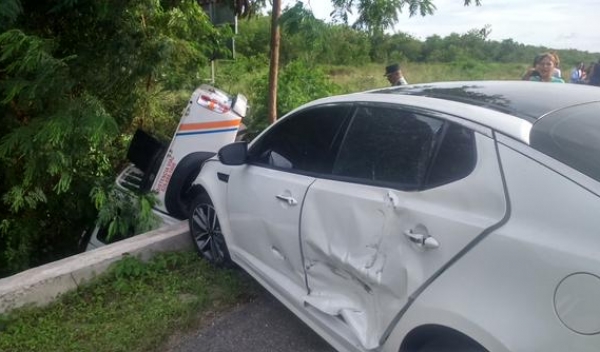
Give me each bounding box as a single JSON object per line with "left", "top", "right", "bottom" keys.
{"left": 151, "top": 86, "right": 241, "bottom": 211}
{"left": 389, "top": 142, "right": 600, "bottom": 352}
{"left": 496, "top": 133, "right": 600, "bottom": 197}
{"left": 189, "top": 158, "right": 233, "bottom": 241}
{"left": 225, "top": 165, "right": 313, "bottom": 294}
{"left": 301, "top": 133, "right": 506, "bottom": 349}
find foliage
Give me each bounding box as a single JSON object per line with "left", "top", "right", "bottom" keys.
{"left": 236, "top": 13, "right": 598, "bottom": 69}
{"left": 330, "top": 0, "right": 481, "bottom": 35}
{"left": 234, "top": 15, "right": 272, "bottom": 60}
{"left": 236, "top": 12, "right": 373, "bottom": 66}
{"left": 244, "top": 60, "right": 342, "bottom": 136}
{"left": 0, "top": 251, "right": 259, "bottom": 352}
{"left": 0, "top": 0, "right": 224, "bottom": 277}
{"left": 92, "top": 187, "right": 161, "bottom": 243}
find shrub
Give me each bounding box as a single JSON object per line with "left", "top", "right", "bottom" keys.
{"left": 245, "top": 60, "right": 342, "bottom": 137}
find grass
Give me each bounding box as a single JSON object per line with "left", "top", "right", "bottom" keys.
{"left": 322, "top": 62, "right": 529, "bottom": 93}
{"left": 212, "top": 60, "right": 530, "bottom": 98}
{"left": 0, "top": 252, "right": 259, "bottom": 352}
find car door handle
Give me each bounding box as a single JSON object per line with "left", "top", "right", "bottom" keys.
{"left": 275, "top": 194, "right": 298, "bottom": 206}
{"left": 404, "top": 230, "right": 439, "bottom": 250}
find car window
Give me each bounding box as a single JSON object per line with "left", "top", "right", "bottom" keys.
{"left": 248, "top": 104, "right": 351, "bottom": 174}
{"left": 424, "top": 122, "right": 477, "bottom": 188}
{"left": 530, "top": 102, "right": 600, "bottom": 183}
{"left": 332, "top": 105, "right": 443, "bottom": 189}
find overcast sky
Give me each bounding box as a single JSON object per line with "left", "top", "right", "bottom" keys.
{"left": 294, "top": 0, "right": 599, "bottom": 53}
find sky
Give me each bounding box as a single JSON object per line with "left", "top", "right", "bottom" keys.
{"left": 290, "top": 0, "right": 600, "bottom": 53}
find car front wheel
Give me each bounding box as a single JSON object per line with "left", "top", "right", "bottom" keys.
{"left": 188, "top": 194, "right": 232, "bottom": 267}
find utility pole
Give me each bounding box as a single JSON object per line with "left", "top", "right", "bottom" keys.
{"left": 267, "top": 0, "right": 281, "bottom": 124}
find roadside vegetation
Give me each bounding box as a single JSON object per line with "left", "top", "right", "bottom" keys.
{"left": 0, "top": 251, "right": 258, "bottom": 352}
{"left": 1, "top": 0, "right": 598, "bottom": 278}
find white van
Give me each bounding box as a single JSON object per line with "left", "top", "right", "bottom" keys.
{"left": 83, "top": 84, "right": 248, "bottom": 251}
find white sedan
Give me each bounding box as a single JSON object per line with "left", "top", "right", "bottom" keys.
{"left": 186, "top": 81, "right": 600, "bottom": 352}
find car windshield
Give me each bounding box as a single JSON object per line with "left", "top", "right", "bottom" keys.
{"left": 530, "top": 102, "right": 600, "bottom": 183}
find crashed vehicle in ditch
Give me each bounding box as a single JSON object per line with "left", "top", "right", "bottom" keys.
{"left": 83, "top": 84, "right": 247, "bottom": 251}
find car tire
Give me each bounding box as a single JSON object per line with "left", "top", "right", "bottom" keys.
{"left": 188, "top": 193, "right": 233, "bottom": 267}
{"left": 164, "top": 152, "right": 215, "bottom": 219}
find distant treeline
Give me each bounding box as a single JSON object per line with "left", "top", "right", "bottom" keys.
{"left": 235, "top": 14, "right": 599, "bottom": 70}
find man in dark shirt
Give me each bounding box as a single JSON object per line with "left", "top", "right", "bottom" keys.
{"left": 384, "top": 63, "right": 409, "bottom": 86}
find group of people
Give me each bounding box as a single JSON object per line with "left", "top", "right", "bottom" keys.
{"left": 570, "top": 61, "right": 600, "bottom": 86}
{"left": 383, "top": 53, "right": 600, "bottom": 86}
{"left": 520, "top": 52, "right": 600, "bottom": 85}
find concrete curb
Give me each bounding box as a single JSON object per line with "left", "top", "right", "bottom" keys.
{"left": 0, "top": 220, "right": 192, "bottom": 314}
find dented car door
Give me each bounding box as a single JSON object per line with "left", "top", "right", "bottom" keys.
{"left": 227, "top": 165, "right": 314, "bottom": 295}
{"left": 300, "top": 106, "right": 506, "bottom": 349}
{"left": 227, "top": 104, "right": 353, "bottom": 299}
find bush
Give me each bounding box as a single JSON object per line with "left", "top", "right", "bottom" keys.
{"left": 245, "top": 60, "right": 341, "bottom": 137}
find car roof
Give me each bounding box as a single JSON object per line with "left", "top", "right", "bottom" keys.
{"left": 300, "top": 81, "right": 600, "bottom": 144}
{"left": 370, "top": 81, "right": 600, "bottom": 122}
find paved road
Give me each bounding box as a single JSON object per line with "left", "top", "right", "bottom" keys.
{"left": 170, "top": 286, "right": 337, "bottom": 352}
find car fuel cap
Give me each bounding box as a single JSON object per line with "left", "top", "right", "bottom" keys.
{"left": 554, "top": 273, "right": 600, "bottom": 335}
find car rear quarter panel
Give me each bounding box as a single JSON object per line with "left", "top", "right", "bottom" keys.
{"left": 385, "top": 138, "right": 600, "bottom": 352}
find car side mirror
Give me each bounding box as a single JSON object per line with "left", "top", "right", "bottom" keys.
{"left": 218, "top": 141, "right": 248, "bottom": 165}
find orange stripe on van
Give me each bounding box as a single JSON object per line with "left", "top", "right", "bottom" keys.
{"left": 178, "top": 119, "right": 240, "bottom": 132}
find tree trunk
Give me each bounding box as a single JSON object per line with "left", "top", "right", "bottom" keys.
{"left": 267, "top": 0, "right": 281, "bottom": 124}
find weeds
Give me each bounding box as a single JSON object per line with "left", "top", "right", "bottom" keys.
{"left": 0, "top": 252, "right": 258, "bottom": 352}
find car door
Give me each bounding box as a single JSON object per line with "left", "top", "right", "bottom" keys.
{"left": 225, "top": 104, "right": 352, "bottom": 298}
{"left": 300, "top": 104, "right": 507, "bottom": 349}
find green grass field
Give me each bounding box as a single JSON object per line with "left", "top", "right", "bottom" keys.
{"left": 0, "top": 252, "right": 258, "bottom": 352}
{"left": 322, "top": 62, "right": 529, "bottom": 93}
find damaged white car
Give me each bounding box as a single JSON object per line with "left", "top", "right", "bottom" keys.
{"left": 186, "top": 81, "right": 600, "bottom": 352}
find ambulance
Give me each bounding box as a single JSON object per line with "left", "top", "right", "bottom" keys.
{"left": 83, "top": 85, "right": 247, "bottom": 250}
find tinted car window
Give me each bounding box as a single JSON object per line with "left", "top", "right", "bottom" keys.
{"left": 531, "top": 102, "right": 600, "bottom": 183}
{"left": 425, "top": 123, "right": 477, "bottom": 188}
{"left": 332, "top": 106, "right": 443, "bottom": 189}
{"left": 248, "top": 105, "right": 351, "bottom": 174}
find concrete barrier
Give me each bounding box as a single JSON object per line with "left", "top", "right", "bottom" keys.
{"left": 0, "top": 220, "right": 192, "bottom": 314}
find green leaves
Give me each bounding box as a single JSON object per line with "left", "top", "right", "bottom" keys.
{"left": 0, "top": 0, "right": 221, "bottom": 276}
{"left": 94, "top": 187, "right": 161, "bottom": 242}
{"left": 2, "top": 186, "right": 46, "bottom": 213}
{"left": 245, "top": 59, "right": 341, "bottom": 134}
{"left": 0, "top": 0, "right": 22, "bottom": 30}
{"left": 0, "top": 30, "right": 72, "bottom": 106}
{"left": 330, "top": 0, "right": 481, "bottom": 35}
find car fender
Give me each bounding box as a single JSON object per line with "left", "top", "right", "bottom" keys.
{"left": 188, "top": 158, "right": 238, "bottom": 251}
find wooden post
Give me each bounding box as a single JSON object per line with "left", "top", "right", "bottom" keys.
{"left": 267, "top": 0, "right": 281, "bottom": 124}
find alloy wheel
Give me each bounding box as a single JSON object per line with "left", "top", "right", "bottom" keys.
{"left": 190, "top": 202, "right": 227, "bottom": 265}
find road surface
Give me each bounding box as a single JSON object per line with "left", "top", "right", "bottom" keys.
{"left": 169, "top": 285, "right": 337, "bottom": 352}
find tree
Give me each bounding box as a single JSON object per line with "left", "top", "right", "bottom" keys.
{"left": 267, "top": 0, "right": 282, "bottom": 124}
{"left": 252, "top": 0, "right": 482, "bottom": 123}
{"left": 0, "top": 0, "right": 225, "bottom": 276}
{"left": 331, "top": 0, "right": 482, "bottom": 34}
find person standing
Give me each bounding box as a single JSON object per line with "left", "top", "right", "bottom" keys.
{"left": 550, "top": 51, "right": 562, "bottom": 78}
{"left": 384, "top": 63, "right": 408, "bottom": 86}
{"left": 522, "top": 53, "right": 565, "bottom": 83}
{"left": 589, "top": 62, "right": 600, "bottom": 86}
{"left": 570, "top": 62, "right": 586, "bottom": 84}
